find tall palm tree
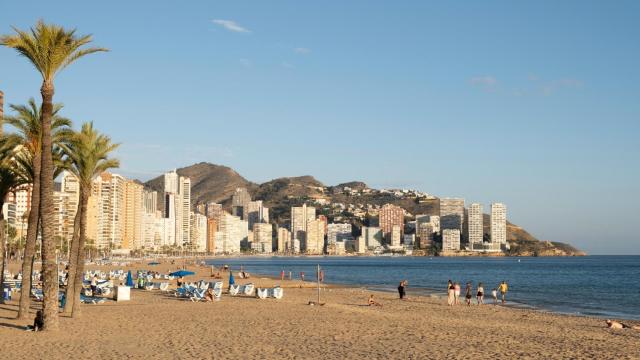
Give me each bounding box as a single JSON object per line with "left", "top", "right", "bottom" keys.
{"left": 0, "top": 134, "right": 23, "bottom": 302}
{"left": 62, "top": 122, "right": 118, "bottom": 316}
{"left": 1, "top": 21, "right": 107, "bottom": 330}
{"left": 4, "top": 99, "right": 73, "bottom": 319}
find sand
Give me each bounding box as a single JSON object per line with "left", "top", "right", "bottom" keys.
{"left": 0, "top": 259, "right": 638, "bottom": 359}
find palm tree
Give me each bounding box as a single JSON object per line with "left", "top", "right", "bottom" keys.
{"left": 1, "top": 20, "right": 107, "bottom": 330}
{"left": 4, "top": 99, "right": 73, "bottom": 319}
{"left": 0, "top": 134, "right": 23, "bottom": 302}
{"left": 62, "top": 122, "right": 118, "bottom": 316}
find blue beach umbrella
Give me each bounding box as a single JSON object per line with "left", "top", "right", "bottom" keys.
{"left": 229, "top": 271, "right": 235, "bottom": 286}
{"left": 169, "top": 270, "right": 195, "bottom": 277}
{"left": 125, "top": 270, "right": 134, "bottom": 287}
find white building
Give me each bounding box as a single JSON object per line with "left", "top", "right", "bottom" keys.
{"left": 327, "top": 223, "right": 353, "bottom": 244}
{"left": 246, "top": 200, "right": 269, "bottom": 230}
{"left": 277, "top": 227, "right": 290, "bottom": 253}
{"left": 305, "top": 219, "right": 325, "bottom": 254}
{"left": 252, "top": 223, "right": 273, "bottom": 253}
{"left": 391, "top": 225, "right": 402, "bottom": 247}
{"left": 442, "top": 229, "right": 461, "bottom": 251}
{"left": 440, "top": 198, "right": 464, "bottom": 232}
{"left": 468, "top": 203, "right": 484, "bottom": 247}
{"left": 291, "top": 204, "right": 316, "bottom": 252}
{"left": 217, "top": 213, "right": 248, "bottom": 254}
{"left": 361, "top": 226, "right": 383, "bottom": 248}
{"left": 491, "top": 203, "right": 507, "bottom": 245}
{"left": 190, "top": 212, "right": 208, "bottom": 252}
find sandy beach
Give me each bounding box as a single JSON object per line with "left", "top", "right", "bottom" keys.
{"left": 0, "top": 260, "right": 638, "bottom": 359}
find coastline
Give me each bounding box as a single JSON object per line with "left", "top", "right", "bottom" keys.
{"left": 0, "top": 259, "right": 638, "bottom": 359}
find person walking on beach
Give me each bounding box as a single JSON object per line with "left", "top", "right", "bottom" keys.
{"left": 447, "top": 280, "right": 455, "bottom": 306}
{"left": 476, "top": 282, "right": 484, "bottom": 305}
{"left": 491, "top": 288, "right": 498, "bottom": 305}
{"left": 465, "top": 282, "right": 472, "bottom": 306}
{"left": 499, "top": 281, "right": 508, "bottom": 304}
{"left": 454, "top": 282, "right": 461, "bottom": 305}
{"left": 398, "top": 280, "right": 406, "bottom": 300}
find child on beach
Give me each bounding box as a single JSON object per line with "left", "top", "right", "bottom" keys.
{"left": 491, "top": 288, "right": 498, "bottom": 305}
{"left": 368, "top": 294, "right": 382, "bottom": 307}
{"left": 476, "top": 283, "right": 484, "bottom": 305}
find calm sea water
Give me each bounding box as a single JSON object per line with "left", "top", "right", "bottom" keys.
{"left": 206, "top": 255, "right": 640, "bottom": 320}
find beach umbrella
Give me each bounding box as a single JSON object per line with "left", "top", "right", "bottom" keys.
{"left": 169, "top": 270, "right": 195, "bottom": 277}
{"left": 125, "top": 270, "right": 134, "bottom": 287}
{"left": 148, "top": 261, "right": 160, "bottom": 265}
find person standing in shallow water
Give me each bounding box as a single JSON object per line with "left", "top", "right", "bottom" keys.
{"left": 499, "top": 281, "right": 508, "bottom": 304}
{"left": 476, "top": 282, "right": 484, "bottom": 305}
{"left": 465, "top": 282, "right": 473, "bottom": 306}
{"left": 398, "top": 280, "right": 407, "bottom": 300}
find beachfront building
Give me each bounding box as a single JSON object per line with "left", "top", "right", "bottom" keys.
{"left": 429, "top": 215, "right": 440, "bottom": 234}
{"left": 440, "top": 198, "right": 464, "bottom": 235}
{"left": 216, "top": 213, "right": 248, "bottom": 254}
{"left": 252, "top": 222, "right": 273, "bottom": 253}
{"left": 277, "top": 227, "right": 290, "bottom": 253}
{"left": 361, "top": 226, "right": 383, "bottom": 249}
{"left": 327, "top": 223, "right": 353, "bottom": 254}
{"left": 355, "top": 233, "right": 366, "bottom": 253}
{"left": 391, "top": 225, "right": 402, "bottom": 247}
{"left": 246, "top": 200, "right": 269, "bottom": 230}
{"left": 491, "top": 203, "right": 507, "bottom": 246}
{"left": 291, "top": 204, "right": 316, "bottom": 252}
{"left": 442, "top": 229, "right": 461, "bottom": 251}
{"left": 468, "top": 203, "right": 483, "bottom": 249}
{"left": 12, "top": 186, "right": 31, "bottom": 239}
{"left": 88, "top": 172, "right": 127, "bottom": 249}
{"left": 417, "top": 222, "right": 434, "bottom": 248}
{"left": 52, "top": 171, "right": 80, "bottom": 246}
{"left": 123, "top": 180, "right": 143, "bottom": 249}
{"left": 305, "top": 219, "right": 325, "bottom": 255}
{"left": 379, "top": 204, "right": 404, "bottom": 244}
{"left": 231, "top": 187, "right": 251, "bottom": 219}
{"left": 163, "top": 170, "right": 192, "bottom": 248}
{"left": 206, "top": 218, "right": 217, "bottom": 253}
{"left": 190, "top": 212, "right": 208, "bottom": 252}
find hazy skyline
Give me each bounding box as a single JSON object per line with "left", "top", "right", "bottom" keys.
{"left": 1, "top": 1, "right": 638, "bottom": 255}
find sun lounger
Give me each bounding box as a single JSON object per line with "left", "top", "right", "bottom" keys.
{"left": 212, "top": 281, "right": 223, "bottom": 291}
{"left": 256, "top": 288, "right": 269, "bottom": 299}
{"left": 271, "top": 287, "right": 283, "bottom": 299}
{"left": 80, "top": 294, "right": 105, "bottom": 304}
{"left": 243, "top": 283, "right": 255, "bottom": 296}
{"left": 159, "top": 283, "right": 169, "bottom": 292}
{"left": 145, "top": 283, "right": 155, "bottom": 291}
{"left": 229, "top": 284, "right": 241, "bottom": 296}
{"left": 213, "top": 288, "right": 222, "bottom": 301}
{"left": 31, "top": 289, "right": 43, "bottom": 301}
{"left": 190, "top": 288, "right": 206, "bottom": 302}
{"left": 198, "top": 281, "right": 209, "bottom": 290}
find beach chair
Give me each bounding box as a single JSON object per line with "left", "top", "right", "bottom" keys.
{"left": 159, "top": 283, "right": 169, "bottom": 292}
{"left": 212, "top": 281, "right": 223, "bottom": 291}
{"left": 190, "top": 288, "right": 206, "bottom": 302}
{"left": 256, "top": 288, "right": 269, "bottom": 299}
{"left": 145, "top": 283, "right": 155, "bottom": 291}
{"left": 31, "top": 289, "right": 43, "bottom": 301}
{"left": 80, "top": 294, "right": 105, "bottom": 304}
{"left": 243, "top": 283, "right": 255, "bottom": 296}
{"left": 213, "top": 288, "right": 222, "bottom": 301}
{"left": 271, "top": 287, "right": 284, "bottom": 300}
{"left": 229, "top": 284, "right": 241, "bottom": 296}
{"left": 198, "top": 281, "right": 209, "bottom": 290}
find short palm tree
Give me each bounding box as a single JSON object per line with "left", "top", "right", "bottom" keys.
{"left": 4, "top": 98, "right": 73, "bottom": 319}
{"left": 62, "top": 122, "right": 118, "bottom": 316}
{"left": 1, "top": 20, "right": 107, "bottom": 330}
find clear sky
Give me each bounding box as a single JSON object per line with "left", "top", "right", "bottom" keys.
{"left": 1, "top": 1, "right": 639, "bottom": 255}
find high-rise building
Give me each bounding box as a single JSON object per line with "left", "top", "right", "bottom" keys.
{"left": 177, "top": 176, "right": 191, "bottom": 247}
{"left": 440, "top": 198, "right": 464, "bottom": 232}
{"left": 231, "top": 188, "right": 251, "bottom": 219}
{"left": 13, "top": 186, "right": 32, "bottom": 239}
{"left": 190, "top": 212, "right": 208, "bottom": 251}
{"left": 390, "top": 225, "right": 402, "bottom": 247}
{"left": 442, "top": 229, "right": 461, "bottom": 251}
{"left": 277, "top": 227, "right": 290, "bottom": 253}
{"left": 246, "top": 200, "right": 269, "bottom": 230}
{"left": 379, "top": 204, "right": 404, "bottom": 244}
{"left": 252, "top": 223, "right": 273, "bottom": 253}
{"left": 89, "top": 172, "right": 126, "bottom": 249}
{"left": 491, "top": 203, "right": 507, "bottom": 245}
{"left": 355, "top": 234, "right": 366, "bottom": 253}
{"left": 305, "top": 219, "right": 325, "bottom": 255}
{"left": 217, "top": 213, "right": 248, "bottom": 254}
{"left": 417, "top": 222, "right": 434, "bottom": 249}
{"left": 361, "top": 226, "right": 383, "bottom": 248}
{"left": 205, "top": 202, "right": 224, "bottom": 222}
{"left": 52, "top": 171, "right": 80, "bottom": 246}
{"left": 468, "top": 203, "right": 483, "bottom": 248}
{"left": 327, "top": 223, "right": 353, "bottom": 244}
{"left": 291, "top": 204, "right": 315, "bottom": 251}
{"left": 429, "top": 215, "right": 440, "bottom": 234}
{"left": 123, "top": 180, "right": 144, "bottom": 249}
{"left": 206, "top": 218, "right": 217, "bottom": 253}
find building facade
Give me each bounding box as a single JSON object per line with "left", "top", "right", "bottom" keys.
{"left": 440, "top": 198, "right": 464, "bottom": 232}
{"left": 491, "top": 203, "right": 507, "bottom": 245}
{"left": 442, "top": 229, "right": 461, "bottom": 251}
{"left": 379, "top": 204, "right": 404, "bottom": 244}
{"left": 468, "top": 203, "right": 483, "bottom": 248}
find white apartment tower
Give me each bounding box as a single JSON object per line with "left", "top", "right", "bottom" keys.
{"left": 491, "top": 203, "right": 507, "bottom": 245}
{"left": 440, "top": 198, "right": 465, "bottom": 232}
{"left": 291, "top": 204, "right": 316, "bottom": 252}
{"left": 277, "top": 227, "right": 290, "bottom": 253}
{"left": 468, "top": 203, "right": 484, "bottom": 247}
{"left": 442, "top": 229, "right": 461, "bottom": 251}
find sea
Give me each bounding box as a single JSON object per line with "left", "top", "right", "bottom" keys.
{"left": 206, "top": 255, "right": 640, "bottom": 320}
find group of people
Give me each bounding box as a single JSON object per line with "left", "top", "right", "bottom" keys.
{"left": 447, "top": 280, "right": 508, "bottom": 306}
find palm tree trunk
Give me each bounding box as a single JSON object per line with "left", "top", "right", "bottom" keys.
{"left": 39, "top": 81, "right": 58, "bottom": 330}
{"left": 71, "top": 188, "right": 89, "bottom": 317}
{"left": 63, "top": 187, "right": 83, "bottom": 314}
{"left": 0, "top": 214, "right": 6, "bottom": 305}
{"left": 17, "top": 152, "right": 42, "bottom": 319}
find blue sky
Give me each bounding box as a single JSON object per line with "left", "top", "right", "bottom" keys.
{"left": 1, "top": 1, "right": 639, "bottom": 254}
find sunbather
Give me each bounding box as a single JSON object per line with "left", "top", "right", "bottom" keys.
{"left": 204, "top": 288, "right": 215, "bottom": 302}
{"left": 368, "top": 294, "right": 382, "bottom": 307}
{"left": 606, "top": 320, "right": 640, "bottom": 330}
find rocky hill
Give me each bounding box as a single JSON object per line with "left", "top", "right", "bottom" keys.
{"left": 143, "top": 162, "right": 584, "bottom": 256}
